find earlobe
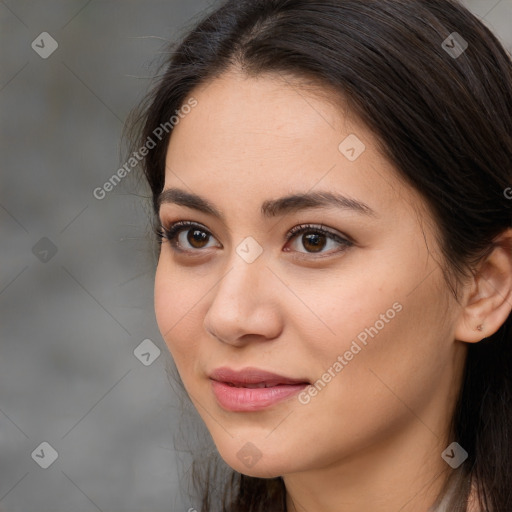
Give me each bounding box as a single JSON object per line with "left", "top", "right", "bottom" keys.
{"left": 454, "top": 228, "right": 512, "bottom": 344}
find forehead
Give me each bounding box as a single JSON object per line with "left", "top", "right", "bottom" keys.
{"left": 170, "top": 69, "right": 351, "bottom": 153}
{"left": 162, "top": 69, "right": 427, "bottom": 224}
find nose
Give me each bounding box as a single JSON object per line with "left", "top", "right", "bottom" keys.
{"left": 203, "top": 253, "right": 283, "bottom": 347}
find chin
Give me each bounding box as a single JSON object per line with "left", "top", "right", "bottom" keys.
{"left": 213, "top": 440, "right": 299, "bottom": 479}
{"left": 223, "top": 457, "right": 287, "bottom": 479}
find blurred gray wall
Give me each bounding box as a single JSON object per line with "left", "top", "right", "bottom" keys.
{"left": 0, "top": 1, "right": 511, "bottom": 511}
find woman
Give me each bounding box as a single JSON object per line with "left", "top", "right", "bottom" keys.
{"left": 128, "top": 0, "right": 512, "bottom": 510}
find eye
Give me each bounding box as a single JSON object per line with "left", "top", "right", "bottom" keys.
{"left": 155, "top": 221, "right": 220, "bottom": 253}
{"left": 284, "top": 223, "right": 353, "bottom": 256}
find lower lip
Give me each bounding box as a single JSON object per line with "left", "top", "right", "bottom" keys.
{"left": 210, "top": 380, "right": 308, "bottom": 412}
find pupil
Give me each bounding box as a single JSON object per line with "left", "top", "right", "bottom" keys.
{"left": 303, "top": 233, "right": 325, "bottom": 252}
{"left": 188, "top": 229, "right": 208, "bottom": 248}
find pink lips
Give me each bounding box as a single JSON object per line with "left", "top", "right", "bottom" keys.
{"left": 209, "top": 367, "right": 309, "bottom": 412}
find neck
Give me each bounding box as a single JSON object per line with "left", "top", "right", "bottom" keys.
{"left": 284, "top": 420, "right": 456, "bottom": 512}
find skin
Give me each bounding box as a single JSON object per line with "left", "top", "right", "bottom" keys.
{"left": 154, "top": 67, "right": 512, "bottom": 512}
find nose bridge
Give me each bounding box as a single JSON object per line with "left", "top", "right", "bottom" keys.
{"left": 215, "top": 243, "right": 267, "bottom": 314}
{"left": 203, "top": 242, "right": 281, "bottom": 344}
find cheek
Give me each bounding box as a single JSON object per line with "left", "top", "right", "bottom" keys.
{"left": 289, "top": 255, "right": 451, "bottom": 412}
{"left": 284, "top": 262, "right": 403, "bottom": 368}
{"left": 303, "top": 278, "right": 451, "bottom": 426}
{"left": 154, "top": 259, "right": 203, "bottom": 373}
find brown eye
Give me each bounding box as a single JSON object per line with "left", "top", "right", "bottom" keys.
{"left": 285, "top": 224, "right": 353, "bottom": 256}
{"left": 187, "top": 228, "right": 210, "bottom": 249}
{"left": 301, "top": 232, "right": 327, "bottom": 253}
{"left": 157, "top": 221, "right": 221, "bottom": 252}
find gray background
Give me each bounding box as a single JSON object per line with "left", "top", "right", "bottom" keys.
{"left": 0, "top": 1, "right": 511, "bottom": 511}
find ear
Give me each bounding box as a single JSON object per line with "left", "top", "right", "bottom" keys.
{"left": 454, "top": 228, "right": 512, "bottom": 343}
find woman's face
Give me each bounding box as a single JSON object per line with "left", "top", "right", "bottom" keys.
{"left": 154, "top": 69, "right": 466, "bottom": 479}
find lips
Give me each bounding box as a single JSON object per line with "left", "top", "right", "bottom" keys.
{"left": 208, "top": 366, "right": 310, "bottom": 411}
{"left": 209, "top": 366, "right": 310, "bottom": 387}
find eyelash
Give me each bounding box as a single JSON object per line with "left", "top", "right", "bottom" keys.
{"left": 154, "top": 220, "right": 353, "bottom": 258}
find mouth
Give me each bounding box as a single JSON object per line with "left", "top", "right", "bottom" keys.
{"left": 208, "top": 367, "right": 310, "bottom": 412}
{"left": 208, "top": 366, "right": 310, "bottom": 387}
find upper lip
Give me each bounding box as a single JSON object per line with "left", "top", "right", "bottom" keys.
{"left": 209, "top": 366, "right": 310, "bottom": 386}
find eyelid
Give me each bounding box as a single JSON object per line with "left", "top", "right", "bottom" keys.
{"left": 285, "top": 223, "right": 354, "bottom": 244}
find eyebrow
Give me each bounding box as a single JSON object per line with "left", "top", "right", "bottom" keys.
{"left": 157, "top": 187, "right": 377, "bottom": 220}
